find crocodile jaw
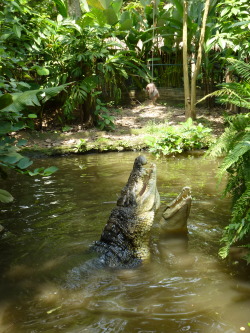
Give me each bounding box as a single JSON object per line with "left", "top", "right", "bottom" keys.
{"left": 160, "top": 187, "right": 191, "bottom": 233}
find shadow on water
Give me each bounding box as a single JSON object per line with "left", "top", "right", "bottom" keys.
{"left": 0, "top": 152, "right": 249, "bottom": 333}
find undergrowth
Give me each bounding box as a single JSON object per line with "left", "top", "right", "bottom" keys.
{"left": 145, "top": 119, "right": 213, "bottom": 156}
{"left": 207, "top": 113, "right": 250, "bottom": 262}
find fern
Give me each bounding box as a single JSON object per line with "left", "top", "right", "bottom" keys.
{"left": 227, "top": 113, "right": 250, "bottom": 131}
{"left": 205, "top": 87, "right": 250, "bottom": 260}
{"left": 218, "top": 82, "right": 250, "bottom": 109}
{"left": 219, "top": 207, "right": 250, "bottom": 259}
{"left": 231, "top": 187, "right": 250, "bottom": 225}
{"left": 218, "top": 131, "right": 250, "bottom": 179}
{"left": 197, "top": 58, "right": 250, "bottom": 109}
{"left": 207, "top": 113, "right": 250, "bottom": 157}
{"left": 206, "top": 127, "right": 236, "bottom": 157}
{"left": 225, "top": 58, "right": 250, "bottom": 82}
{"left": 198, "top": 83, "right": 250, "bottom": 109}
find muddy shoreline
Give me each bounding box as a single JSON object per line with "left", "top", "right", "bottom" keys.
{"left": 15, "top": 105, "right": 226, "bottom": 156}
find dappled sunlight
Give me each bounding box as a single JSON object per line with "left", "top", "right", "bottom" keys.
{"left": 4, "top": 264, "right": 35, "bottom": 281}
{"left": 34, "top": 282, "right": 61, "bottom": 305}
{"left": 4, "top": 256, "right": 68, "bottom": 281}
{"left": 39, "top": 256, "right": 67, "bottom": 272}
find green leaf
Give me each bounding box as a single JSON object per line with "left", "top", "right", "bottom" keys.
{"left": 112, "top": 0, "right": 123, "bottom": 13}
{"left": 17, "top": 81, "right": 31, "bottom": 89}
{"left": 17, "top": 157, "right": 33, "bottom": 169}
{"left": 53, "top": 0, "right": 68, "bottom": 17}
{"left": 16, "top": 139, "right": 28, "bottom": 147}
{"left": 27, "top": 167, "right": 45, "bottom": 176}
{"left": 43, "top": 166, "right": 58, "bottom": 175}
{"left": 0, "top": 94, "right": 13, "bottom": 110}
{"left": 87, "top": 0, "right": 105, "bottom": 10}
{"left": 62, "top": 125, "right": 72, "bottom": 132}
{"left": 37, "top": 67, "right": 50, "bottom": 76}
{"left": 0, "top": 153, "right": 23, "bottom": 165}
{"left": 28, "top": 114, "right": 37, "bottom": 119}
{"left": 99, "top": 0, "right": 112, "bottom": 9}
{"left": 81, "top": 0, "right": 90, "bottom": 11}
{"left": 220, "top": 7, "right": 229, "bottom": 17}
{"left": 0, "top": 121, "right": 12, "bottom": 135}
{"left": 91, "top": 8, "right": 107, "bottom": 25}
{"left": 119, "top": 12, "right": 133, "bottom": 30}
{"left": 231, "top": 7, "right": 238, "bottom": 15}
{"left": 13, "top": 24, "right": 22, "bottom": 38}
{"left": 0, "top": 189, "right": 14, "bottom": 203}
{"left": 230, "top": 21, "right": 250, "bottom": 28}
{"left": 104, "top": 8, "right": 118, "bottom": 26}
{"left": 11, "top": 121, "right": 26, "bottom": 131}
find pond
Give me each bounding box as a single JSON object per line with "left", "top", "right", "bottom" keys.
{"left": 0, "top": 152, "right": 249, "bottom": 333}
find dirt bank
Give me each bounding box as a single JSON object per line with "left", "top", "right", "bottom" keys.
{"left": 16, "top": 104, "right": 225, "bottom": 155}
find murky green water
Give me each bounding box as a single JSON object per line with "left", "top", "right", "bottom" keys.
{"left": 0, "top": 152, "right": 249, "bottom": 333}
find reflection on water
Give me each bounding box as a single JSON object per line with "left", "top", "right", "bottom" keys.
{"left": 0, "top": 152, "right": 249, "bottom": 333}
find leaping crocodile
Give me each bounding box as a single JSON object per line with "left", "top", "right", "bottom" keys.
{"left": 91, "top": 156, "right": 191, "bottom": 268}
{"left": 92, "top": 155, "right": 160, "bottom": 268}
{"left": 66, "top": 156, "right": 191, "bottom": 288}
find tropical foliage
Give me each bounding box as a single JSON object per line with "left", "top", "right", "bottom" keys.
{"left": 0, "top": 0, "right": 152, "bottom": 128}
{"left": 198, "top": 59, "right": 250, "bottom": 110}
{"left": 205, "top": 59, "right": 250, "bottom": 262}
{"left": 1, "top": 0, "right": 250, "bottom": 124}
{"left": 208, "top": 114, "right": 250, "bottom": 262}
{"left": 146, "top": 119, "right": 212, "bottom": 156}
{"left": 0, "top": 86, "right": 65, "bottom": 202}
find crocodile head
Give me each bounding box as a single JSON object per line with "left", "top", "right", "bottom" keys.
{"left": 117, "top": 155, "right": 160, "bottom": 212}
{"left": 160, "top": 186, "right": 191, "bottom": 234}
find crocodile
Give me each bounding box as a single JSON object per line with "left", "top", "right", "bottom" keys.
{"left": 66, "top": 157, "right": 192, "bottom": 288}
{"left": 158, "top": 187, "right": 192, "bottom": 266}
{"left": 92, "top": 155, "right": 161, "bottom": 268}
{"left": 160, "top": 186, "right": 192, "bottom": 235}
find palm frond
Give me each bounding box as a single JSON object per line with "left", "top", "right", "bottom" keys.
{"left": 231, "top": 186, "right": 250, "bottom": 225}
{"left": 218, "top": 82, "right": 250, "bottom": 109}
{"left": 205, "top": 127, "right": 236, "bottom": 157}
{"left": 207, "top": 114, "right": 250, "bottom": 158}
{"left": 219, "top": 203, "right": 250, "bottom": 259}
{"left": 218, "top": 131, "right": 250, "bottom": 178}
{"left": 197, "top": 59, "right": 250, "bottom": 108}
{"left": 226, "top": 113, "right": 250, "bottom": 132}
{"left": 197, "top": 83, "right": 250, "bottom": 108}
{"left": 225, "top": 58, "right": 250, "bottom": 83}
{"left": 204, "top": 58, "right": 250, "bottom": 262}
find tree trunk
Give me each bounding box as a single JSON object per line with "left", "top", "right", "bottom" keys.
{"left": 183, "top": 0, "right": 191, "bottom": 118}
{"left": 67, "top": 0, "right": 81, "bottom": 19}
{"left": 190, "top": 0, "right": 210, "bottom": 120}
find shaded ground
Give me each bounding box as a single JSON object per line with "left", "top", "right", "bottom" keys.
{"left": 16, "top": 104, "right": 226, "bottom": 155}
{"left": 111, "top": 104, "right": 225, "bottom": 134}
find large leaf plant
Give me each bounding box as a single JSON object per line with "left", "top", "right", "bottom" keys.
{"left": 0, "top": 84, "right": 68, "bottom": 203}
